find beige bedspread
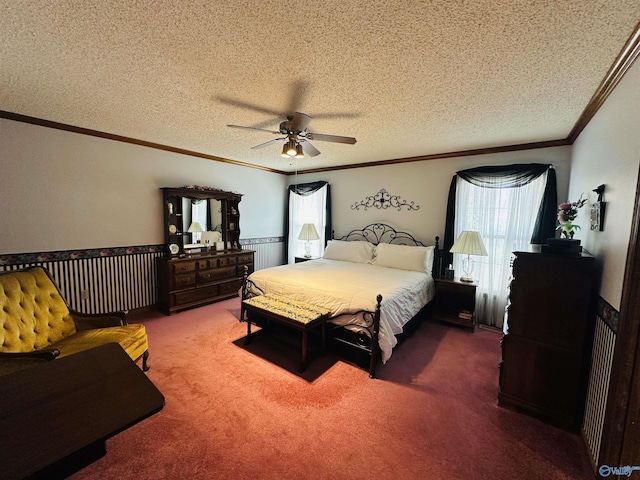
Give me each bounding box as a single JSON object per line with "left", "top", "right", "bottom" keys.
{"left": 246, "top": 258, "right": 435, "bottom": 362}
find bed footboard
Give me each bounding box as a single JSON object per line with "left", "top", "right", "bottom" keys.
{"left": 241, "top": 265, "right": 263, "bottom": 322}
{"left": 327, "top": 294, "right": 383, "bottom": 378}
{"left": 369, "top": 294, "right": 382, "bottom": 378}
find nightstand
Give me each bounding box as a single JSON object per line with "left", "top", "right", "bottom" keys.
{"left": 433, "top": 278, "right": 477, "bottom": 330}
{"left": 294, "top": 256, "right": 319, "bottom": 263}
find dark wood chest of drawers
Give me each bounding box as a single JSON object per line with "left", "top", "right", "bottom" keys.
{"left": 498, "top": 250, "right": 596, "bottom": 431}
{"left": 157, "top": 250, "right": 254, "bottom": 315}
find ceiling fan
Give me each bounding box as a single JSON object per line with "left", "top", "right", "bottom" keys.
{"left": 227, "top": 112, "right": 356, "bottom": 158}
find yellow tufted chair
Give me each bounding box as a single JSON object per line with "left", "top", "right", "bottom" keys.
{"left": 0, "top": 266, "right": 149, "bottom": 373}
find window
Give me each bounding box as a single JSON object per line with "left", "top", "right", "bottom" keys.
{"left": 444, "top": 164, "right": 557, "bottom": 328}
{"left": 191, "top": 200, "right": 208, "bottom": 230}
{"left": 287, "top": 182, "right": 331, "bottom": 263}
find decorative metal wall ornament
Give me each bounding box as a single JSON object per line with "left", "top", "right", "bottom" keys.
{"left": 350, "top": 188, "right": 420, "bottom": 211}
{"left": 590, "top": 184, "right": 606, "bottom": 231}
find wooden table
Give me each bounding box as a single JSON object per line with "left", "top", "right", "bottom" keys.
{"left": 243, "top": 294, "right": 330, "bottom": 372}
{"left": 0, "top": 343, "right": 165, "bottom": 480}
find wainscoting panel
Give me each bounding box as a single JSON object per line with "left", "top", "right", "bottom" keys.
{"left": 242, "top": 240, "right": 285, "bottom": 271}
{"left": 1, "top": 238, "right": 285, "bottom": 314}
{"left": 582, "top": 299, "right": 618, "bottom": 466}
{"left": 0, "top": 251, "right": 163, "bottom": 314}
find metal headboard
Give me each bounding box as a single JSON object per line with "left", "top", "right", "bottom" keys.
{"left": 335, "top": 223, "right": 425, "bottom": 246}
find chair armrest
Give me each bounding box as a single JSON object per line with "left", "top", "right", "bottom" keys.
{"left": 71, "top": 311, "right": 127, "bottom": 330}
{"left": 0, "top": 349, "right": 61, "bottom": 361}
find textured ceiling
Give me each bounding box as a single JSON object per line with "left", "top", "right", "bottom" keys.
{"left": 1, "top": 1, "right": 639, "bottom": 174}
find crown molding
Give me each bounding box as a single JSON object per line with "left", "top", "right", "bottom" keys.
{"left": 287, "top": 139, "right": 570, "bottom": 175}
{"left": 0, "top": 111, "right": 288, "bottom": 175}
{"left": 567, "top": 20, "right": 640, "bottom": 143}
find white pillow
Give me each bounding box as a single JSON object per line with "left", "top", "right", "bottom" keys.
{"left": 322, "top": 240, "right": 375, "bottom": 263}
{"left": 373, "top": 243, "right": 435, "bottom": 274}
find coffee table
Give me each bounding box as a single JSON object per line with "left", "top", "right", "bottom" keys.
{"left": 0, "top": 343, "right": 164, "bottom": 479}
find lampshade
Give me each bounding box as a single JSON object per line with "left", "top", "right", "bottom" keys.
{"left": 449, "top": 231, "right": 487, "bottom": 283}
{"left": 298, "top": 223, "right": 320, "bottom": 241}
{"left": 281, "top": 144, "right": 290, "bottom": 158}
{"left": 295, "top": 143, "right": 304, "bottom": 158}
{"left": 450, "top": 231, "right": 488, "bottom": 256}
{"left": 187, "top": 222, "right": 204, "bottom": 233}
{"left": 286, "top": 139, "right": 297, "bottom": 156}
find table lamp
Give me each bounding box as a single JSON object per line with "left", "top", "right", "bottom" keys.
{"left": 187, "top": 222, "right": 204, "bottom": 243}
{"left": 449, "top": 230, "right": 488, "bottom": 282}
{"left": 298, "top": 223, "right": 320, "bottom": 258}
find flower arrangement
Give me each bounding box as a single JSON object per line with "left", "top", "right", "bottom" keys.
{"left": 557, "top": 194, "right": 587, "bottom": 239}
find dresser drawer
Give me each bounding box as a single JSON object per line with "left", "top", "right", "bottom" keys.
{"left": 175, "top": 284, "right": 219, "bottom": 305}
{"left": 174, "top": 272, "right": 196, "bottom": 288}
{"left": 197, "top": 266, "right": 237, "bottom": 283}
{"left": 172, "top": 262, "right": 197, "bottom": 274}
{"left": 197, "top": 259, "right": 210, "bottom": 270}
{"left": 218, "top": 279, "right": 242, "bottom": 296}
{"left": 216, "top": 256, "right": 230, "bottom": 267}
{"left": 236, "top": 253, "right": 253, "bottom": 264}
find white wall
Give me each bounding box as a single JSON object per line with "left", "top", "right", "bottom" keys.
{"left": 569, "top": 60, "right": 640, "bottom": 309}
{"left": 292, "top": 146, "right": 571, "bottom": 244}
{"left": 0, "top": 120, "right": 287, "bottom": 254}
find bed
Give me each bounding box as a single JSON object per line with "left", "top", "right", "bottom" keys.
{"left": 241, "top": 223, "right": 442, "bottom": 377}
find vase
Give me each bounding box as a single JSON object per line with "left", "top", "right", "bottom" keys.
{"left": 558, "top": 221, "right": 575, "bottom": 239}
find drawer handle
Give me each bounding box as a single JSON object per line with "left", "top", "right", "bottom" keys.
{"left": 180, "top": 265, "right": 190, "bottom": 271}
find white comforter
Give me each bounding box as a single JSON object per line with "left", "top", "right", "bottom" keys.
{"left": 246, "top": 258, "right": 435, "bottom": 363}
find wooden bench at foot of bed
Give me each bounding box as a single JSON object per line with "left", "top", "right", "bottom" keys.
{"left": 242, "top": 294, "right": 331, "bottom": 372}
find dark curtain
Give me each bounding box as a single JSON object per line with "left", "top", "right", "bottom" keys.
{"left": 442, "top": 164, "right": 557, "bottom": 269}
{"left": 285, "top": 181, "right": 332, "bottom": 259}
{"left": 530, "top": 170, "right": 558, "bottom": 243}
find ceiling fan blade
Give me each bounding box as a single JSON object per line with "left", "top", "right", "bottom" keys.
{"left": 306, "top": 132, "right": 357, "bottom": 144}
{"left": 217, "top": 96, "right": 283, "bottom": 117}
{"left": 291, "top": 112, "right": 312, "bottom": 132}
{"left": 300, "top": 140, "right": 321, "bottom": 157}
{"left": 286, "top": 80, "right": 309, "bottom": 113}
{"left": 227, "top": 124, "right": 280, "bottom": 135}
{"left": 251, "top": 138, "right": 286, "bottom": 149}
{"left": 308, "top": 112, "right": 361, "bottom": 120}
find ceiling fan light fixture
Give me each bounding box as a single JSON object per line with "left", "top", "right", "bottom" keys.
{"left": 230, "top": 111, "right": 356, "bottom": 159}
{"left": 286, "top": 139, "right": 297, "bottom": 156}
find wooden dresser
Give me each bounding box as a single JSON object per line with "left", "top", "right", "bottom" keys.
{"left": 498, "top": 250, "right": 596, "bottom": 431}
{"left": 157, "top": 185, "right": 254, "bottom": 314}
{"left": 157, "top": 250, "right": 254, "bottom": 315}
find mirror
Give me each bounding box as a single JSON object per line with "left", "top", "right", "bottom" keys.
{"left": 161, "top": 186, "right": 243, "bottom": 255}
{"left": 209, "top": 199, "right": 223, "bottom": 232}
{"left": 181, "top": 198, "right": 223, "bottom": 244}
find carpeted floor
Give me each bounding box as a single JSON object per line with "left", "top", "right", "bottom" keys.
{"left": 70, "top": 298, "right": 594, "bottom": 479}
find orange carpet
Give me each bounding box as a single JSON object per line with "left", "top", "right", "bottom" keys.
{"left": 70, "top": 298, "right": 593, "bottom": 479}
